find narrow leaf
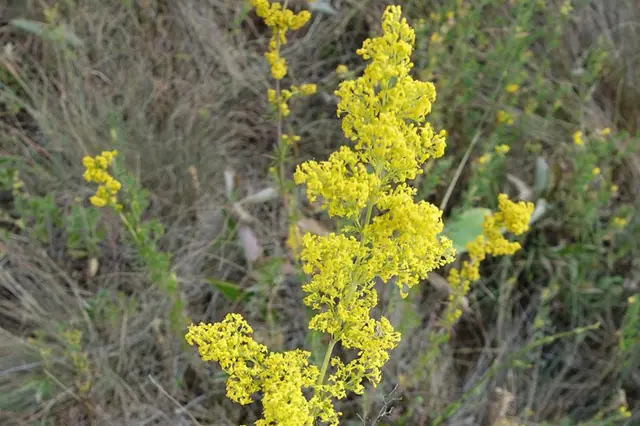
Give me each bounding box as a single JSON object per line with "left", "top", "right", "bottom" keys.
{"left": 206, "top": 278, "right": 248, "bottom": 302}
{"left": 534, "top": 156, "right": 550, "bottom": 194}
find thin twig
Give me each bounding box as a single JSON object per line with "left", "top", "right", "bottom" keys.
{"left": 148, "top": 375, "right": 202, "bottom": 426}
{"left": 440, "top": 129, "right": 483, "bottom": 212}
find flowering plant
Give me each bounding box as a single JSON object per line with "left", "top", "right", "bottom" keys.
{"left": 186, "top": 5, "right": 456, "bottom": 424}
{"left": 183, "top": 3, "right": 534, "bottom": 425}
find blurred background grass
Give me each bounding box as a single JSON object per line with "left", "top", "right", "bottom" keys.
{"left": 0, "top": 0, "right": 638, "bottom": 425}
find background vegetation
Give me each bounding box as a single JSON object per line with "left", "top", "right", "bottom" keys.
{"left": 0, "top": 0, "right": 638, "bottom": 424}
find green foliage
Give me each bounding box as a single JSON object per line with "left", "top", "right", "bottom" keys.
{"left": 10, "top": 19, "right": 83, "bottom": 48}
{"left": 14, "top": 194, "right": 62, "bottom": 244}
{"left": 619, "top": 295, "right": 640, "bottom": 370}
{"left": 110, "top": 154, "right": 186, "bottom": 333}
{"left": 207, "top": 278, "right": 250, "bottom": 302}
{"left": 65, "top": 201, "right": 104, "bottom": 258}
{"left": 444, "top": 207, "right": 491, "bottom": 253}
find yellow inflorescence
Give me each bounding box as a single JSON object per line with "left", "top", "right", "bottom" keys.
{"left": 82, "top": 150, "right": 122, "bottom": 209}
{"left": 294, "top": 4, "right": 453, "bottom": 413}
{"left": 495, "top": 144, "right": 510, "bottom": 155}
{"left": 335, "top": 64, "right": 349, "bottom": 75}
{"left": 496, "top": 109, "right": 514, "bottom": 125}
{"left": 506, "top": 83, "right": 519, "bottom": 94}
{"left": 612, "top": 216, "right": 630, "bottom": 229}
{"left": 445, "top": 194, "right": 534, "bottom": 327}
{"left": 251, "top": 0, "right": 311, "bottom": 80}
{"left": 573, "top": 130, "right": 584, "bottom": 146}
{"left": 496, "top": 193, "right": 534, "bottom": 235}
{"left": 188, "top": 6, "right": 459, "bottom": 424}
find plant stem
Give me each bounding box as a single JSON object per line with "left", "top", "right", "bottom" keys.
{"left": 119, "top": 212, "right": 140, "bottom": 245}
{"left": 317, "top": 339, "right": 337, "bottom": 386}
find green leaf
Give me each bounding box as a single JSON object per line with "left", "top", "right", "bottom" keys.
{"left": 10, "top": 19, "right": 83, "bottom": 48}
{"left": 534, "top": 156, "right": 550, "bottom": 194}
{"left": 206, "top": 278, "right": 249, "bottom": 302}
{"left": 444, "top": 208, "right": 491, "bottom": 254}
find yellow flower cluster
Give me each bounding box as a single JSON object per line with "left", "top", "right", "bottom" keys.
{"left": 267, "top": 83, "right": 317, "bottom": 117}
{"left": 573, "top": 130, "right": 584, "bottom": 146}
{"left": 612, "top": 216, "right": 630, "bottom": 229}
{"left": 295, "top": 3, "right": 453, "bottom": 415}
{"left": 497, "top": 109, "right": 514, "bottom": 125}
{"left": 188, "top": 6, "right": 454, "bottom": 424}
{"left": 495, "top": 144, "right": 510, "bottom": 155}
{"left": 444, "top": 194, "right": 534, "bottom": 327}
{"left": 82, "top": 150, "right": 122, "bottom": 209}
{"left": 506, "top": 83, "right": 519, "bottom": 94}
{"left": 477, "top": 153, "right": 492, "bottom": 165}
{"left": 186, "top": 314, "right": 320, "bottom": 425}
{"left": 251, "top": 0, "right": 311, "bottom": 80}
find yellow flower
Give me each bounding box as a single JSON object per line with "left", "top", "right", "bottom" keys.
{"left": 611, "top": 184, "right": 619, "bottom": 193}
{"left": 336, "top": 64, "right": 349, "bottom": 75}
{"left": 628, "top": 295, "right": 636, "bottom": 304}
{"left": 299, "top": 83, "right": 317, "bottom": 95}
{"left": 265, "top": 50, "right": 287, "bottom": 80}
{"left": 83, "top": 150, "right": 122, "bottom": 209}
{"left": 443, "top": 194, "right": 534, "bottom": 328}
{"left": 506, "top": 83, "right": 519, "bottom": 93}
{"left": 599, "top": 127, "right": 611, "bottom": 136}
{"left": 497, "top": 193, "right": 534, "bottom": 235}
{"left": 618, "top": 405, "right": 631, "bottom": 418}
{"left": 251, "top": 0, "right": 311, "bottom": 81}
{"left": 477, "top": 153, "right": 492, "bottom": 165}
{"left": 497, "top": 110, "right": 514, "bottom": 125}
{"left": 495, "top": 144, "right": 510, "bottom": 155}
{"left": 612, "top": 216, "right": 629, "bottom": 229}
{"left": 592, "top": 167, "right": 601, "bottom": 176}
{"left": 89, "top": 195, "right": 107, "bottom": 207}
{"left": 573, "top": 130, "right": 584, "bottom": 146}
{"left": 295, "top": 146, "right": 381, "bottom": 219}
{"left": 82, "top": 156, "right": 95, "bottom": 169}
{"left": 560, "top": 0, "right": 573, "bottom": 16}
{"left": 430, "top": 32, "right": 443, "bottom": 44}
{"left": 189, "top": 7, "right": 457, "bottom": 425}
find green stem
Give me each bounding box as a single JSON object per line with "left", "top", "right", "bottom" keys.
{"left": 119, "top": 212, "right": 140, "bottom": 245}
{"left": 317, "top": 339, "right": 337, "bottom": 386}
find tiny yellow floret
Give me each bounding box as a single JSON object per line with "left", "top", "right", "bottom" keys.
{"left": 299, "top": 84, "right": 317, "bottom": 95}
{"left": 495, "top": 144, "right": 510, "bottom": 155}
{"left": 477, "top": 153, "right": 492, "bottom": 165}
{"left": 618, "top": 405, "right": 631, "bottom": 418}
{"left": 506, "top": 83, "right": 519, "bottom": 94}
{"left": 497, "top": 110, "right": 514, "bottom": 125}
{"left": 612, "top": 216, "right": 629, "bottom": 229}
{"left": 573, "top": 130, "right": 584, "bottom": 146}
